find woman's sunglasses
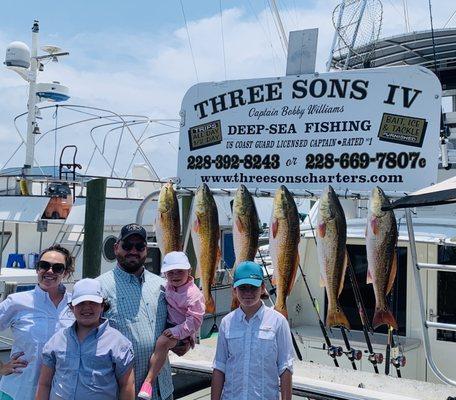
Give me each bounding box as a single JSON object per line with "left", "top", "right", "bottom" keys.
{"left": 121, "top": 241, "right": 146, "bottom": 252}
{"left": 36, "top": 260, "right": 66, "bottom": 274}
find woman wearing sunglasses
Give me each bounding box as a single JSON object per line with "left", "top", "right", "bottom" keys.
{"left": 0, "top": 244, "right": 75, "bottom": 400}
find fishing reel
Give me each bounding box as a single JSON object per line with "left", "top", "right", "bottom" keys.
{"left": 391, "top": 355, "right": 406, "bottom": 368}
{"left": 327, "top": 345, "right": 343, "bottom": 358}
{"left": 368, "top": 352, "right": 384, "bottom": 365}
{"left": 346, "top": 348, "right": 363, "bottom": 361}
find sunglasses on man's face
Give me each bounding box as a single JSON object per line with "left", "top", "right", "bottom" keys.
{"left": 121, "top": 241, "right": 147, "bottom": 252}
{"left": 36, "top": 260, "right": 66, "bottom": 274}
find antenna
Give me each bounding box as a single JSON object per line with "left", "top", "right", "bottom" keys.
{"left": 327, "top": 0, "right": 383, "bottom": 71}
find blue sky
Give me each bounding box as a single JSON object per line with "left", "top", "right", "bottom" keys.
{"left": 0, "top": 0, "right": 453, "bottom": 180}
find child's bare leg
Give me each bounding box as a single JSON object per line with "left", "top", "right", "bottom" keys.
{"left": 143, "top": 334, "right": 178, "bottom": 384}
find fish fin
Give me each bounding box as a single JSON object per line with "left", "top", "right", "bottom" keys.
{"left": 272, "top": 218, "right": 279, "bottom": 238}
{"left": 366, "top": 268, "right": 373, "bottom": 285}
{"left": 193, "top": 216, "right": 200, "bottom": 233}
{"left": 205, "top": 294, "right": 216, "bottom": 315}
{"left": 212, "top": 248, "right": 221, "bottom": 285}
{"left": 235, "top": 216, "right": 245, "bottom": 233}
{"left": 317, "top": 222, "right": 326, "bottom": 238}
{"left": 286, "top": 257, "right": 299, "bottom": 296}
{"left": 370, "top": 217, "right": 379, "bottom": 235}
{"left": 274, "top": 303, "right": 288, "bottom": 319}
{"left": 319, "top": 274, "right": 326, "bottom": 287}
{"left": 386, "top": 252, "right": 398, "bottom": 295}
{"left": 326, "top": 305, "right": 350, "bottom": 329}
{"left": 271, "top": 275, "right": 277, "bottom": 286}
{"left": 337, "top": 252, "right": 348, "bottom": 296}
{"left": 373, "top": 307, "right": 398, "bottom": 330}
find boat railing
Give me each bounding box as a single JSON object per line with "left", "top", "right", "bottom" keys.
{"left": 405, "top": 209, "right": 456, "bottom": 387}
{"left": 0, "top": 174, "right": 169, "bottom": 200}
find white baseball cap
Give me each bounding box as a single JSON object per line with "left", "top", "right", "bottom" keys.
{"left": 71, "top": 278, "right": 103, "bottom": 306}
{"left": 161, "top": 251, "right": 191, "bottom": 273}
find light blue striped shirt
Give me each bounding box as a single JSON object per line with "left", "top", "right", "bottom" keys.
{"left": 97, "top": 266, "right": 173, "bottom": 400}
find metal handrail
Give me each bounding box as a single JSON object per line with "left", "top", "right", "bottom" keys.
{"left": 417, "top": 262, "right": 456, "bottom": 272}
{"left": 405, "top": 208, "right": 456, "bottom": 386}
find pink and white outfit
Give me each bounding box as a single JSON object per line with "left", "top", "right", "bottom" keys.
{"left": 165, "top": 276, "right": 205, "bottom": 340}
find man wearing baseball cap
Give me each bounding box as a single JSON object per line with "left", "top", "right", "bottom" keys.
{"left": 211, "top": 261, "right": 294, "bottom": 400}
{"left": 36, "top": 279, "right": 135, "bottom": 399}
{"left": 97, "top": 223, "right": 189, "bottom": 399}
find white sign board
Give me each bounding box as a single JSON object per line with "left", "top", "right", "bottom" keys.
{"left": 177, "top": 66, "right": 441, "bottom": 192}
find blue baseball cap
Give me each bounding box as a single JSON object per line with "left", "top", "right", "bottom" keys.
{"left": 233, "top": 261, "right": 263, "bottom": 288}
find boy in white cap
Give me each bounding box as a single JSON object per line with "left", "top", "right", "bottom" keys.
{"left": 138, "top": 251, "right": 205, "bottom": 400}
{"left": 35, "top": 278, "right": 135, "bottom": 400}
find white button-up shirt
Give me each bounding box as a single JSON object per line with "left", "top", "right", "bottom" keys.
{"left": 213, "top": 304, "right": 294, "bottom": 400}
{"left": 0, "top": 285, "right": 74, "bottom": 400}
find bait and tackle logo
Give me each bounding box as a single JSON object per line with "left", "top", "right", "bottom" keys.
{"left": 188, "top": 120, "right": 222, "bottom": 151}
{"left": 377, "top": 113, "right": 427, "bottom": 148}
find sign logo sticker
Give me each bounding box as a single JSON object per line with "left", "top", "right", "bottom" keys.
{"left": 378, "top": 113, "right": 427, "bottom": 148}
{"left": 188, "top": 120, "right": 222, "bottom": 151}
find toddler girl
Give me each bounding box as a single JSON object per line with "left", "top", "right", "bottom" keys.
{"left": 138, "top": 251, "right": 205, "bottom": 399}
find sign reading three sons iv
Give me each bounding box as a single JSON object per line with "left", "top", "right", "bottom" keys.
{"left": 178, "top": 66, "right": 441, "bottom": 192}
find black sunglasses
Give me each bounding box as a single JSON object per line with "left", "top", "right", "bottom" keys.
{"left": 121, "top": 241, "right": 146, "bottom": 252}
{"left": 36, "top": 260, "right": 66, "bottom": 274}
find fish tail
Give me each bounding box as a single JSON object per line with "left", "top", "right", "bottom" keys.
{"left": 205, "top": 294, "right": 216, "bottom": 315}
{"left": 373, "top": 307, "right": 398, "bottom": 330}
{"left": 326, "top": 306, "right": 350, "bottom": 329}
{"left": 274, "top": 301, "right": 288, "bottom": 319}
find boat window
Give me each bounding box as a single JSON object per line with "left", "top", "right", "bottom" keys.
{"left": 437, "top": 245, "right": 456, "bottom": 343}
{"left": 325, "top": 244, "right": 407, "bottom": 336}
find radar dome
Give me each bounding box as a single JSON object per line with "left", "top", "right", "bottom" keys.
{"left": 5, "top": 41, "right": 31, "bottom": 69}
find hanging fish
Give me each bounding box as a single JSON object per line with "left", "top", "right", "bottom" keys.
{"left": 155, "top": 182, "right": 181, "bottom": 257}
{"left": 191, "top": 183, "right": 220, "bottom": 314}
{"left": 269, "top": 185, "right": 300, "bottom": 319}
{"left": 231, "top": 185, "right": 260, "bottom": 309}
{"left": 316, "top": 185, "right": 350, "bottom": 329}
{"left": 366, "top": 186, "right": 398, "bottom": 330}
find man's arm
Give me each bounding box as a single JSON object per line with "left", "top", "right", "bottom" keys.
{"left": 35, "top": 365, "right": 54, "bottom": 400}
{"left": 210, "top": 368, "right": 225, "bottom": 400}
{"left": 280, "top": 369, "right": 292, "bottom": 400}
{"left": 118, "top": 367, "right": 135, "bottom": 400}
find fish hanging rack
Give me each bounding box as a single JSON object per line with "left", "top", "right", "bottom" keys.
{"left": 136, "top": 184, "right": 407, "bottom": 257}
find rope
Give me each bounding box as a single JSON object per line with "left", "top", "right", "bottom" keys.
{"left": 443, "top": 8, "right": 456, "bottom": 28}
{"left": 179, "top": 0, "right": 199, "bottom": 82}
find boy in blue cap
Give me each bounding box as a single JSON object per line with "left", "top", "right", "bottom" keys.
{"left": 211, "top": 261, "right": 294, "bottom": 400}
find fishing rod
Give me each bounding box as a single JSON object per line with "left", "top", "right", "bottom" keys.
{"left": 385, "top": 274, "right": 406, "bottom": 377}
{"left": 346, "top": 252, "right": 383, "bottom": 374}
{"left": 257, "top": 249, "right": 303, "bottom": 361}
{"left": 340, "top": 326, "right": 361, "bottom": 370}
{"left": 385, "top": 326, "right": 392, "bottom": 375}
{"left": 391, "top": 333, "right": 406, "bottom": 378}
{"left": 297, "top": 263, "right": 343, "bottom": 368}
